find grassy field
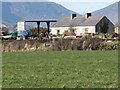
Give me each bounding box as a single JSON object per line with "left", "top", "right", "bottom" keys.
{"left": 2, "top": 50, "right": 118, "bottom": 88}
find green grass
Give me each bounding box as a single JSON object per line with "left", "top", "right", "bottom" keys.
{"left": 2, "top": 50, "right": 118, "bottom": 88}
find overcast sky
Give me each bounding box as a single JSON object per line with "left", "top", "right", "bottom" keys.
{"left": 2, "top": 0, "right": 119, "bottom": 14}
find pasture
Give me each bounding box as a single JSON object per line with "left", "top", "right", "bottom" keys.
{"left": 2, "top": 51, "right": 118, "bottom": 88}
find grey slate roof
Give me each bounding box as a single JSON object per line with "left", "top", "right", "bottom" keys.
{"left": 79, "top": 16, "right": 103, "bottom": 26}
{"left": 52, "top": 15, "right": 104, "bottom": 27}
{"left": 52, "top": 16, "right": 71, "bottom": 27}
{"left": 70, "top": 16, "right": 86, "bottom": 26}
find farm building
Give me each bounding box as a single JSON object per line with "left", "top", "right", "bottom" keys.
{"left": 51, "top": 13, "right": 115, "bottom": 36}
{"left": 115, "top": 26, "right": 119, "bottom": 33}
{"left": 114, "top": 24, "right": 120, "bottom": 34}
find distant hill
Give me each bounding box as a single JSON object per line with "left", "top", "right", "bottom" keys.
{"left": 2, "top": 2, "right": 76, "bottom": 26}
{"left": 2, "top": 1, "right": 119, "bottom": 27}
{"left": 92, "top": 1, "right": 119, "bottom": 26}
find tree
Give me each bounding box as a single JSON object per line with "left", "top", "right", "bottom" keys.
{"left": 30, "top": 27, "right": 48, "bottom": 37}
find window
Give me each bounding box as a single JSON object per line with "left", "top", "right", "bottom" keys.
{"left": 72, "top": 29, "right": 75, "bottom": 33}
{"left": 57, "top": 30, "right": 60, "bottom": 33}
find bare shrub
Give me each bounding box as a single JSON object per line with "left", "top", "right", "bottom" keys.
{"left": 2, "top": 39, "right": 48, "bottom": 52}
{"left": 53, "top": 38, "right": 85, "bottom": 51}
{"left": 100, "top": 41, "right": 118, "bottom": 50}
{"left": 53, "top": 38, "right": 72, "bottom": 51}
{"left": 82, "top": 37, "right": 103, "bottom": 50}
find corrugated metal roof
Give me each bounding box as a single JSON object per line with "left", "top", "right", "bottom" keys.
{"left": 52, "top": 15, "right": 104, "bottom": 27}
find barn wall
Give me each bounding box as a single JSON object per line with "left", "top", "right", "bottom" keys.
{"left": 50, "top": 27, "right": 69, "bottom": 35}
{"left": 74, "top": 26, "right": 95, "bottom": 36}
{"left": 51, "top": 26, "right": 95, "bottom": 36}
{"left": 96, "top": 16, "right": 115, "bottom": 33}
{"left": 115, "top": 27, "right": 119, "bottom": 33}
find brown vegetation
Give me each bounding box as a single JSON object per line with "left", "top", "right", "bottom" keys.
{"left": 1, "top": 33, "right": 118, "bottom": 52}
{"left": 1, "top": 40, "right": 49, "bottom": 52}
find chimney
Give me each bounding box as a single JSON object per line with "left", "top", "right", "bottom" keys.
{"left": 71, "top": 14, "right": 77, "bottom": 19}
{"left": 85, "top": 13, "right": 92, "bottom": 19}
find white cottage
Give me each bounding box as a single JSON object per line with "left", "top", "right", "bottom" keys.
{"left": 114, "top": 23, "right": 120, "bottom": 34}
{"left": 51, "top": 13, "right": 115, "bottom": 36}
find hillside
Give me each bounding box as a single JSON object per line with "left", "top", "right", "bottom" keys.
{"left": 92, "top": 1, "right": 119, "bottom": 25}
{"left": 2, "top": 1, "right": 119, "bottom": 27}
{"left": 2, "top": 2, "right": 75, "bottom": 26}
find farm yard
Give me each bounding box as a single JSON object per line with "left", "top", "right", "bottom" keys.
{"left": 2, "top": 50, "right": 118, "bottom": 88}
{"left": 1, "top": 1, "right": 120, "bottom": 89}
